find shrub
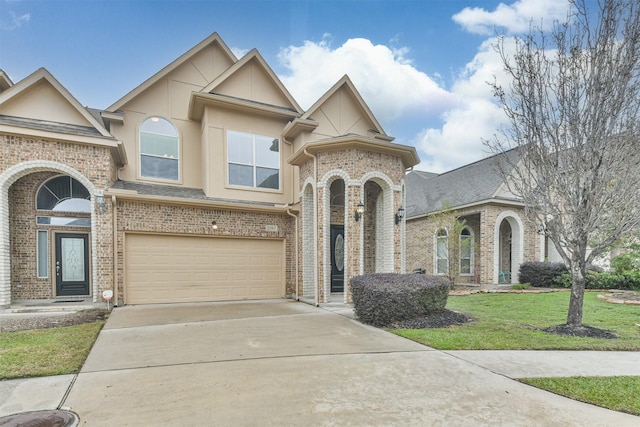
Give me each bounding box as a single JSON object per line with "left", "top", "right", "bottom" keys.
{"left": 518, "top": 262, "right": 568, "bottom": 287}
{"left": 553, "top": 271, "right": 640, "bottom": 290}
{"left": 350, "top": 273, "right": 450, "bottom": 327}
{"left": 611, "top": 244, "right": 640, "bottom": 274}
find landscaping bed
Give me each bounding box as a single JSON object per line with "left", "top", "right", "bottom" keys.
{"left": 0, "top": 309, "right": 109, "bottom": 332}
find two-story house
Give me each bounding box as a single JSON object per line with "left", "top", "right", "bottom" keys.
{"left": 0, "top": 33, "right": 420, "bottom": 308}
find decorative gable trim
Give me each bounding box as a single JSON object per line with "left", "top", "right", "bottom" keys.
{"left": 107, "top": 32, "right": 237, "bottom": 111}
{"left": 0, "top": 68, "right": 112, "bottom": 138}
{"left": 302, "top": 75, "right": 392, "bottom": 142}
{"left": 201, "top": 49, "right": 303, "bottom": 114}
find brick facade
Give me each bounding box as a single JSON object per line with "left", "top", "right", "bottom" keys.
{"left": 297, "top": 146, "right": 407, "bottom": 303}
{"left": 406, "top": 203, "right": 542, "bottom": 286}
{"left": 114, "top": 201, "right": 296, "bottom": 302}
{"left": 1, "top": 134, "right": 116, "bottom": 306}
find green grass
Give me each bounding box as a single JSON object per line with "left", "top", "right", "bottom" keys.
{"left": 520, "top": 376, "right": 640, "bottom": 416}
{"left": 391, "top": 292, "right": 640, "bottom": 416}
{"left": 0, "top": 322, "right": 104, "bottom": 380}
{"left": 392, "top": 292, "right": 640, "bottom": 350}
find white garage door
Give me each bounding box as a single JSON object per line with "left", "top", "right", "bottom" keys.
{"left": 125, "top": 234, "right": 284, "bottom": 304}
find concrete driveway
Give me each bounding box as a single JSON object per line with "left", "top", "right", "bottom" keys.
{"left": 61, "top": 300, "right": 638, "bottom": 426}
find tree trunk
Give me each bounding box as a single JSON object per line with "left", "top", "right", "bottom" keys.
{"left": 566, "top": 264, "right": 586, "bottom": 326}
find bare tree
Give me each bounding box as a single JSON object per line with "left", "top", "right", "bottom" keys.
{"left": 487, "top": 0, "right": 640, "bottom": 328}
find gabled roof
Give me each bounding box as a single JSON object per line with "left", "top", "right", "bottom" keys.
{"left": 200, "top": 49, "right": 303, "bottom": 114}
{"left": 0, "top": 68, "right": 112, "bottom": 138}
{"left": 107, "top": 32, "right": 237, "bottom": 111}
{"left": 300, "top": 75, "right": 393, "bottom": 142}
{"left": 0, "top": 70, "right": 13, "bottom": 93}
{"left": 406, "top": 148, "right": 522, "bottom": 218}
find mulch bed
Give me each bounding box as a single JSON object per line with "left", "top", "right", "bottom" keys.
{"left": 382, "top": 309, "right": 475, "bottom": 329}
{"left": 543, "top": 324, "right": 618, "bottom": 339}
{"left": 0, "top": 309, "right": 109, "bottom": 332}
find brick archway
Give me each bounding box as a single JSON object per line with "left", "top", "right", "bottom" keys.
{"left": 0, "top": 161, "right": 98, "bottom": 307}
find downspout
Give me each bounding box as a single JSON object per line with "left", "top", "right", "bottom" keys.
{"left": 281, "top": 134, "right": 300, "bottom": 302}
{"left": 303, "top": 147, "right": 319, "bottom": 307}
{"left": 112, "top": 195, "right": 119, "bottom": 307}
{"left": 286, "top": 208, "right": 299, "bottom": 300}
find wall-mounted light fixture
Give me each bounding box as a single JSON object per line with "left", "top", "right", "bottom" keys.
{"left": 395, "top": 206, "right": 405, "bottom": 225}
{"left": 96, "top": 191, "right": 105, "bottom": 215}
{"left": 211, "top": 220, "right": 218, "bottom": 230}
{"left": 354, "top": 201, "right": 365, "bottom": 222}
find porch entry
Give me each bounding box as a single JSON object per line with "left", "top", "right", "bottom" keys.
{"left": 330, "top": 224, "right": 344, "bottom": 292}
{"left": 55, "top": 233, "right": 90, "bottom": 296}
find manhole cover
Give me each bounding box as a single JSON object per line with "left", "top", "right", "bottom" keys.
{"left": 0, "top": 410, "right": 78, "bottom": 426}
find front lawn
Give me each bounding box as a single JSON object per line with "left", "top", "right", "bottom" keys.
{"left": 0, "top": 322, "right": 104, "bottom": 380}
{"left": 392, "top": 291, "right": 640, "bottom": 350}
{"left": 521, "top": 376, "right": 640, "bottom": 416}
{"left": 391, "top": 291, "right": 640, "bottom": 416}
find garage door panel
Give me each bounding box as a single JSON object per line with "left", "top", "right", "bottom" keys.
{"left": 125, "top": 235, "right": 284, "bottom": 304}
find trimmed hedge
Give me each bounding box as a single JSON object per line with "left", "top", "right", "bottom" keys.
{"left": 553, "top": 271, "right": 640, "bottom": 290}
{"left": 518, "top": 262, "right": 568, "bottom": 287}
{"left": 350, "top": 273, "right": 450, "bottom": 327}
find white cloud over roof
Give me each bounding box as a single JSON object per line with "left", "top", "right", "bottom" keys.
{"left": 277, "top": 36, "right": 457, "bottom": 124}
{"left": 274, "top": 0, "right": 573, "bottom": 173}
{"left": 452, "top": 0, "right": 570, "bottom": 35}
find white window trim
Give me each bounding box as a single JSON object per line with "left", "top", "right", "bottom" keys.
{"left": 434, "top": 229, "right": 449, "bottom": 275}
{"left": 139, "top": 116, "right": 181, "bottom": 183}
{"left": 226, "top": 130, "right": 281, "bottom": 191}
{"left": 459, "top": 227, "right": 474, "bottom": 276}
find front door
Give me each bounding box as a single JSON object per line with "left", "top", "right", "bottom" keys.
{"left": 330, "top": 225, "right": 344, "bottom": 292}
{"left": 55, "top": 233, "right": 90, "bottom": 296}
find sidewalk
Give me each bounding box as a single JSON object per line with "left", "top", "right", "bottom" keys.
{"left": 1, "top": 300, "right": 639, "bottom": 424}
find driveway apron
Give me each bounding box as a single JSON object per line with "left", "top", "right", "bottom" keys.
{"left": 62, "top": 300, "right": 639, "bottom": 426}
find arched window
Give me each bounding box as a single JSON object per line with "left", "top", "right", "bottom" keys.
{"left": 435, "top": 229, "right": 448, "bottom": 275}
{"left": 140, "top": 116, "right": 179, "bottom": 181}
{"left": 459, "top": 227, "right": 474, "bottom": 275}
{"left": 37, "top": 176, "right": 90, "bottom": 212}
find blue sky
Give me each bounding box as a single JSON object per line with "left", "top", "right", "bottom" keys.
{"left": 0, "top": 0, "right": 579, "bottom": 172}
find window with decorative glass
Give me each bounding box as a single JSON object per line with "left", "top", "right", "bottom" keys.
{"left": 227, "top": 130, "right": 280, "bottom": 190}
{"left": 435, "top": 229, "right": 448, "bottom": 275}
{"left": 140, "top": 117, "right": 179, "bottom": 181}
{"left": 459, "top": 227, "right": 474, "bottom": 275}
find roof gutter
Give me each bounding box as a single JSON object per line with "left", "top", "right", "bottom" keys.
{"left": 406, "top": 198, "right": 526, "bottom": 221}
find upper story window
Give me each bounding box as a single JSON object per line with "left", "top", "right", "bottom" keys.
{"left": 227, "top": 130, "right": 280, "bottom": 190}
{"left": 435, "top": 228, "right": 448, "bottom": 275}
{"left": 140, "top": 117, "right": 179, "bottom": 181}
{"left": 459, "top": 227, "right": 474, "bottom": 275}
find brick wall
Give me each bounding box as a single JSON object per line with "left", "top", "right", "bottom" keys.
{"left": 115, "top": 201, "right": 296, "bottom": 302}
{"left": 406, "top": 203, "right": 540, "bottom": 285}
{"left": 2, "top": 134, "right": 116, "bottom": 303}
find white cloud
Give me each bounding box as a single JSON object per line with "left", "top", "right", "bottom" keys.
{"left": 415, "top": 38, "right": 514, "bottom": 173}
{"left": 453, "top": 0, "right": 570, "bottom": 35}
{"left": 230, "top": 47, "right": 249, "bottom": 59}
{"left": 0, "top": 10, "right": 30, "bottom": 31}
{"left": 277, "top": 36, "right": 457, "bottom": 125}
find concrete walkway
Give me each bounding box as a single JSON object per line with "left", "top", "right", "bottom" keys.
{"left": 1, "top": 300, "right": 639, "bottom": 426}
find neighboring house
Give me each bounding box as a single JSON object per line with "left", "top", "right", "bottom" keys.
{"left": 0, "top": 33, "right": 419, "bottom": 308}
{"left": 405, "top": 150, "right": 561, "bottom": 285}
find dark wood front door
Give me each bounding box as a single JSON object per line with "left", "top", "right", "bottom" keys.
{"left": 55, "top": 233, "right": 90, "bottom": 296}
{"left": 330, "top": 225, "right": 344, "bottom": 292}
